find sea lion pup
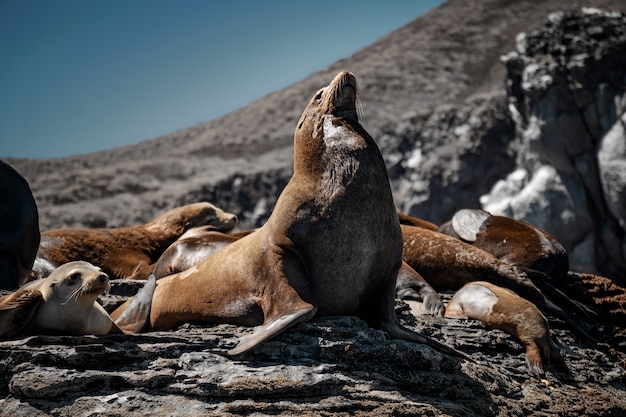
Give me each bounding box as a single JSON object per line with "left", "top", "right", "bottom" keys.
{"left": 0, "top": 160, "right": 40, "bottom": 290}
{"left": 152, "top": 226, "right": 256, "bottom": 279}
{"left": 445, "top": 281, "right": 568, "bottom": 378}
{"left": 113, "top": 71, "right": 466, "bottom": 359}
{"left": 401, "top": 224, "right": 593, "bottom": 339}
{"left": 438, "top": 209, "right": 569, "bottom": 283}
{"left": 0, "top": 288, "right": 43, "bottom": 339}
{"left": 33, "top": 202, "right": 237, "bottom": 281}
{"left": 15, "top": 261, "right": 154, "bottom": 337}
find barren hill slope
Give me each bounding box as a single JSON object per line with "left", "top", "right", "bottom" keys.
{"left": 4, "top": 0, "right": 625, "bottom": 235}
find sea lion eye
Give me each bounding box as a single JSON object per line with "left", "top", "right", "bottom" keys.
{"left": 67, "top": 272, "right": 81, "bottom": 284}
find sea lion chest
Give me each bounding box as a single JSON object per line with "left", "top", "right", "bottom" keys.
{"left": 280, "top": 117, "right": 402, "bottom": 315}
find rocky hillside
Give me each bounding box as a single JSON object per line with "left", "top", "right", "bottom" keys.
{"left": 2, "top": 2, "right": 626, "bottom": 415}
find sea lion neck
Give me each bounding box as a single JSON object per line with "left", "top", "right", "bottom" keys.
{"left": 293, "top": 71, "right": 362, "bottom": 177}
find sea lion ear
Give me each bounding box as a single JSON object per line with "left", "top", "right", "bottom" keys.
{"left": 451, "top": 209, "right": 491, "bottom": 242}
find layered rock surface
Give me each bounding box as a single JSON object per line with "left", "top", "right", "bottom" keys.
{"left": 0, "top": 288, "right": 625, "bottom": 416}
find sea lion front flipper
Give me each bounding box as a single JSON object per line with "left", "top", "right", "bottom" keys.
{"left": 395, "top": 262, "right": 444, "bottom": 316}
{"left": 0, "top": 289, "right": 43, "bottom": 339}
{"left": 113, "top": 274, "right": 156, "bottom": 334}
{"left": 229, "top": 303, "right": 317, "bottom": 356}
{"left": 451, "top": 209, "right": 491, "bottom": 242}
{"left": 524, "top": 343, "right": 546, "bottom": 378}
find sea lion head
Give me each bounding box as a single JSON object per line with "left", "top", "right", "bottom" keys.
{"left": 43, "top": 261, "right": 110, "bottom": 306}
{"left": 148, "top": 202, "right": 238, "bottom": 233}
{"left": 294, "top": 71, "right": 363, "bottom": 177}
{"left": 28, "top": 261, "right": 112, "bottom": 335}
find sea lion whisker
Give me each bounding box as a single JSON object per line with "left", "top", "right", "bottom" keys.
{"left": 356, "top": 94, "right": 364, "bottom": 123}
{"left": 62, "top": 285, "right": 86, "bottom": 305}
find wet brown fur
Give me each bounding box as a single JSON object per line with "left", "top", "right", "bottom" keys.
{"left": 438, "top": 209, "right": 569, "bottom": 282}
{"left": 35, "top": 203, "right": 237, "bottom": 280}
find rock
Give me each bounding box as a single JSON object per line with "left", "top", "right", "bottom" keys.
{"left": 0, "top": 288, "right": 624, "bottom": 416}
{"left": 481, "top": 8, "right": 626, "bottom": 282}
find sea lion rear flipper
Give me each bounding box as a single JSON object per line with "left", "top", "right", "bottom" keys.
{"left": 451, "top": 209, "right": 490, "bottom": 242}
{"left": 113, "top": 274, "right": 156, "bottom": 334}
{"left": 229, "top": 303, "right": 317, "bottom": 356}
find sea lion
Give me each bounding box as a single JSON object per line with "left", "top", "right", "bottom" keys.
{"left": 397, "top": 212, "right": 438, "bottom": 230}
{"left": 0, "top": 160, "right": 40, "bottom": 290}
{"left": 152, "top": 226, "right": 444, "bottom": 316}
{"left": 401, "top": 224, "right": 593, "bottom": 339}
{"left": 113, "top": 71, "right": 466, "bottom": 359}
{"left": 0, "top": 288, "right": 43, "bottom": 339}
{"left": 445, "top": 281, "right": 567, "bottom": 378}
{"left": 15, "top": 261, "right": 153, "bottom": 337}
{"left": 32, "top": 202, "right": 237, "bottom": 281}
{"left": 438, "top": 209, "right": 569, "bottom": 283}
{"left": 152, "top": 226, "right": 256, "bottom": 279}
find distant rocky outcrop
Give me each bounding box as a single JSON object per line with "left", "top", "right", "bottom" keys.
{"left": 387, "top": 7, "right": 626, "bottom": 283}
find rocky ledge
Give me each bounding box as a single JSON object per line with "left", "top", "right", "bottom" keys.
{"left": 0, "top": 281, "right": 625, "bottom": 417}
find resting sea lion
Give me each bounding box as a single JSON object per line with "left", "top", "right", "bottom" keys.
{"left": 0, "top": 160, "right": 40, "bottom": 290}
{"left": 16, "top": 261, "right": 154, "bottom": 337}
{"left": 445, "top": 281, "right": 568, "bottom": 378}
{"left": 401, "top": 224, "right": 593, "bottom": 339}
{"left": 438, "top": 209, "right": 569, "bottom": 283}
{"left": 152, "top": 226, "right": 255, "bottom": 279}
{"left": 397, "top": 212, "right": 438, "bottom": 230}
{"left": 113, "top": 71, "right": 466, "bottom": 359}
{"left": 33, "top": 202, "right": 237, "bottom": 281}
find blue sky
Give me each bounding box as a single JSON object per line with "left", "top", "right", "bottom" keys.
{"left": 1, "top": 1, "right": 444, "bottom": 159}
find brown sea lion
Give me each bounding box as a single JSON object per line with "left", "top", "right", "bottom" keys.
{"left": 152, "top": 226, "right": 256, "bottom": 279}
{"left": 438, "top": 209, "right": 569, "bottom": 283}
{"left": 397, "top": 212, "right": 438, "bottom": 230}
{"left": 152, "top": 226, "right": 445, "bottom": 316}
{"left": 401, "top": 224, "right": 593, "bottom": 339}
{"left": 32, "top": 202, "right": 237, "bottom": 281}
{"left": 113, "top": 71, "right": 466, "bottom": 359}
{"left": 16, "top": 261, "right": 153, "bottom": 337}
{"left": 0, "top": 288, "right": 43, "bottom": 339}
{"left": 445, "top": 281, "right": 568, "bottom": 378}
{"left": 0, "top": 160, "right": 40, "bottom": 290}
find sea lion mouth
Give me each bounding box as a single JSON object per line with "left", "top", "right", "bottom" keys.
{"left": 322, "top": 71, "right": 358, "bottom": 115}
{"left": 62, "top": 281, "right": 109, "bottom": 305}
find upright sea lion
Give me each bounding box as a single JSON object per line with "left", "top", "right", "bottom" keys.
{"left": 445, "top": 281, "right": 567, "bottom": 378}
{"left": 113, "top": 71, "right": 466, "bottom": 359}
{"left": 401, "top": 224, "right": 593, "bottom": 339}
{"left": 438, "top": 209, "right": 569, "bottom": 283}
{"left": 152, "top": 227, "right": 255, "bottom": 279}
{"left": 0, "top": 160, "right": 40, "bottom": 290}
{"left": 33, "top": 202, "right": 237, "bottom": 281}
{"left": 15, "top": 261, "right": 153, "bottom": 337}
